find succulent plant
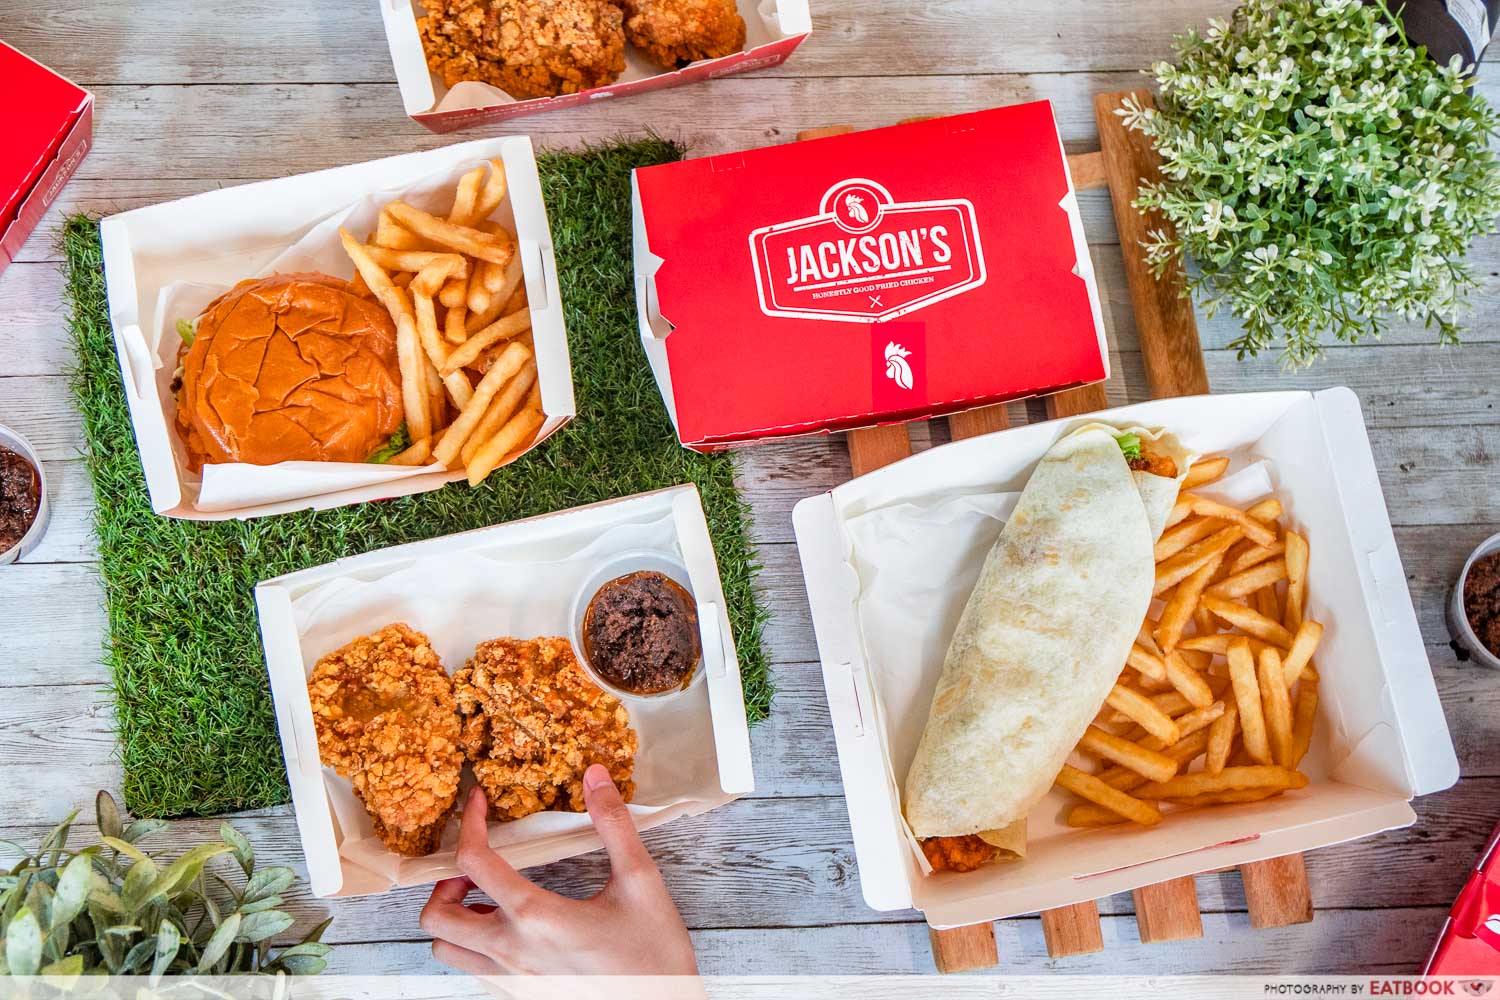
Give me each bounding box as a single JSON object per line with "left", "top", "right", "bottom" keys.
{"left": 0, "top": 792, "right": 332, "bottom": 978}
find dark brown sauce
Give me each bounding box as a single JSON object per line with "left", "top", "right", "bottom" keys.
{"left": 582, "top": 571, "right": 701, "bottom": 695}
{"left": 0, "top": 446, "right": 40, "bottom": 557}
{"left": 1464, "top": 551, "right": 1500, "bottom": 659}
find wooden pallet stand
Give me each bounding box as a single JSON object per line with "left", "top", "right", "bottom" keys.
{"left": 797, "top": 90, "right": 1313, "bottom": 974}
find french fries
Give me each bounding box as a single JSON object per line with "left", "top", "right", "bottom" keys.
{"left": 1055, "top": 468, "right": 1326, "bottom": 829}
{"left": 1055, "top": 765, "right": 1162, "bottom": 827}
{"left": 338, "top": 161, "right": 542, "bottom": 487}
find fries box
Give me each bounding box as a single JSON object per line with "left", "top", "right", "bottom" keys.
{"left": 382, "top": 0, "right": 812, "bottom": 132}
{"left": 98, "top": 136, "right": 572, "bottom": 520}
{"left": 1424, "top": 819, "right": 1500, "bottom": 975}
{"left": 793, "top": 388, "right": 1458, "bottom": 927}
{"left": 631, "top": 101, "right": 1109, "bottom": 451}
{"left": 0, "top": 42, "right": 91, "bottom": 276}
{"left": 255, "top": 483, "right": 752, "bottom": 897}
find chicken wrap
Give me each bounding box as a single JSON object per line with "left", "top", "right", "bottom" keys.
{"left": 903, "top": 423, "right": 1192, "bottom": 872}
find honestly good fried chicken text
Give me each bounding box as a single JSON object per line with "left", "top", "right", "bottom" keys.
{"left": 454, "top": 636, "right": 639, "bottom": 820}
{"left": 307, "top": 623, "right": 464, "bottom": 856}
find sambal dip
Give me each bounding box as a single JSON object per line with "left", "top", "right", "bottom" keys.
{"left": 0, "top": 445, "right": 41, "bottom": 557}
{"left": 582, "top": 571, "right": 701, "bottom": 695}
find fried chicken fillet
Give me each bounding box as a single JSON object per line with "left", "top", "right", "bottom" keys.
{"left": 617, "top": 0, "right": 746, "bottom": 69}
{"left": 418, "top": 0, "right": 626, "bottom": 98}
{"left": 453, "top": 636, "right": 638, "bottom": 821}
{"left": 307, "top": 623, "right": 464, "bottom": 857}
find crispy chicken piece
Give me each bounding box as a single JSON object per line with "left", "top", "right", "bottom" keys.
{"left": 617, "top": 0, "right": 746, "bottom": 69}
{"left": 920, "top": 835, "right": 1000, "bottom": 874}
{"left": 1128, "top": 450, "right": 1179, "bottom": 479}
{"left": 453, "top": 637, "right": 638, "bottom": 821}
{"left": 307, "top": 623, "right": 464, "bottom": 857}
{"left": 418, "top": 0, "right": 626, "bottom": 99}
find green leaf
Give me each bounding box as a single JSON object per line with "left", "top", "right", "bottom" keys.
{"left": 272, "top": 953, "right": 328, "bottom": 975}
{"left": 39, "top": 953, "right": 84, "bottom": 980}
{"left": 95, "top": 791, "right": 124, "bottom": 841}
{"left": 50, "top": 854, "right": 94, "bottom": 928}
{"left": 4, "top": 906, "right": 42, "bottom": 975}
{"left": 119, "top": 855, "right": 160, "bottom": 912}
{"left": 299, "top": 916, "right": 334, "bottom": 946}
{"left": 100, "top": 837, "right": 149, "bottom": 864}
{"left": 218, "top": 823, "right": 254, "bottom": 877}
{"left": 122, "top": 819, "right": 168, "bottom": 845}
{"left": 237, "top": 895, "right": 284, "bottom": 914}
{"left": 121, "top": 936, "right": 155, "bottom": 974}
{"left": 196, "top": 912, "right": 241, "bottom": 974}
{"left": 1115, "top": 433, "right": 1142, "bottom": 461}
{"left": 149, "top": 920, "right": 181, "bottom": 980}
{"left": 243, "top": 867, "right": 294, "bottom": 904}
{"left": 236, "top": 910, "right": 294, "bottom": 944}
{"left": 175, "top": 317, "right": 197, "bottom": 345}
{"left": 366, "top": 422, "right": 410, "bottom": 463}
{"left": 144, "top": 843, "right": 234, "bottom": 903}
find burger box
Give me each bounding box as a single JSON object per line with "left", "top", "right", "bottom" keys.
{"left": 382, "top": 0, "right": 813, "bottom": 133}
{"left": 98, "top": 135, "right": 572, "bottom": 520}
{"left": 792, "top": 388, "right": 1459, "bottom": 928}
{"left": 0, "top": 42, "right": 92, "bottom": 276}
{"left": 1424, "top": 819, "right": 1500, "bottom": 975}
{"left": 631, "top": 101, "right": 1110, "bottom": 451}
{"left": 255, "top": 483, "right": 753, "bottom": 897}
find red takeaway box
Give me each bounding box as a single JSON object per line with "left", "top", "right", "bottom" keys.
{"left": 0, "top": 42, "right": 92, "bottom": 275}
{"left": 627, "top": 100, "right": 1110, "bottom": 449}
{"left": 631, "top": 101, "right": 1108, "bottom": 450}
{"left": 1425, "top": 819, "right": 1500, "bottom": 976}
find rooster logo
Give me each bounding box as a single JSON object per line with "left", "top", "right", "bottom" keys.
{"left": 1462, "top": 981, "right": 1494, "bottom": 996}
{"left": 884, "top": 342, "right": 914, "bottom": 389}
{"left": 844, "top": 193, "right": 869, "bottom": 225}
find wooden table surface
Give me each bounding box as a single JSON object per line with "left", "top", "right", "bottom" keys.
{"left": 2, "top": 0, "right": 1499, "bottom": 976}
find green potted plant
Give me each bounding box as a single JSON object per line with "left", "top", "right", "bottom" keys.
{"left": 0, "top": 792, "right": 332, "bottom": 977}
{"left": 1120, "top": 0, "right": 1500, "bottom": 365}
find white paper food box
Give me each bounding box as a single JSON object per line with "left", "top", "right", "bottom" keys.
{"left": 382, "top": 0, "right": 812, "bottom": 132}
{"left": 99, "top": 136, "right": 571, "bottom": 520}
{"left": 793, "top": 388, "right": 1458, "bottom": 927}
{"left": 255, "top": 484, "right": 753, "bottom": 897}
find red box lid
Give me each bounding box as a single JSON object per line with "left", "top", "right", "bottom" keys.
{"left": 1425, "top": 820, "right": 1500, "bottom": 976}
{"left": 633, "top": 101, "right": 1108, "bottom": 448}
{"left": 0, "top": 42, "right": 90, "bottom": 232}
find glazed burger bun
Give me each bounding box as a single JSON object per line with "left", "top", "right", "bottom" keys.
{"left": 175, "top": 273, "right": 404, "bottom": 470}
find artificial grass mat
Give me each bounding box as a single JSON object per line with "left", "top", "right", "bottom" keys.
{"left": 61, "top": 137, "right": 771, "bottom": 818}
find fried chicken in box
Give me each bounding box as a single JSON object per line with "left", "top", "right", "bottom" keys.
{"left": 307, "top": 623, "right": 464, "bottom": 857}
{"left": 454, "top": 636, "right": 638, "bottom": 820}
{"left": 619, "top": 0, "right": 746, "bottom": 69}
{"left": 418, "top": 0, "right": 626, "bottom": 99}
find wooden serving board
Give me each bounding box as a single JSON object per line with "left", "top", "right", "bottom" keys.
{"left": 796, "top": 91, "right": 1312, "bottom": 974}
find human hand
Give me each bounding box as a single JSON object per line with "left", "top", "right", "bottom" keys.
{"left": 420, "top": 764, "right": 699, "bottom": 977}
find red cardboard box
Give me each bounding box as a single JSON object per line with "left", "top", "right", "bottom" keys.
{"left": 380, "top": 0, "right": 811, "bottom": 133}
{"left": 631, "top": 101, "right": 1108, "bottom": 450}
{"left": 0, "top": 42, "right": 91, "bottom": 274}
{"left": 1425, "top": 820, "right": 1500, "bottom": 975}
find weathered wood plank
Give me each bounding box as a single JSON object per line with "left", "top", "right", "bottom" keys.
{"left": 258, "top": 905, "right": 1457, "bottom": 974}
{"left": 0, "top": 779, "right": 1493, "bottom": 946}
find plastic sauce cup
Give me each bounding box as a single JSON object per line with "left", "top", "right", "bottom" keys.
{"left": 1448, "top": 530, "right": 1500, "bottom": 671}
{"left": 0, "top": 425, "right": 49, "bottom": 566}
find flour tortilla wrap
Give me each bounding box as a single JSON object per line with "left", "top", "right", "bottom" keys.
{"left": 903, "top": 424, "right": 1192, "bottom": 849}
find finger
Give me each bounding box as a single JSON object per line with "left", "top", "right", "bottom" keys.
{"left": 432, "top": 938, "right": 500, "bottom": 976}
{"left": 455, "top": 784, "right": 544, "bottom": 907}
{"left": 419, "top": 880, "right": 499, "bottom": 954}
{"left": 583, "top": 764, "right": 654, "bottom": 877}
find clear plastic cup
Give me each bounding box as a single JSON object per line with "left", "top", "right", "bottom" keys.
{"left": 568, "top": 549, "right": 705, "bottom": 704}
{"left": 1448, "top": 530, "right": 1500, "bottom": 670}
{"left": 0, "top": 424, "right": 48, "bottom": 566}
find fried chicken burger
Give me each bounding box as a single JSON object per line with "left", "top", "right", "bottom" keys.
{"left": 173, "top": 273, "right": 404, "bottom": 471}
